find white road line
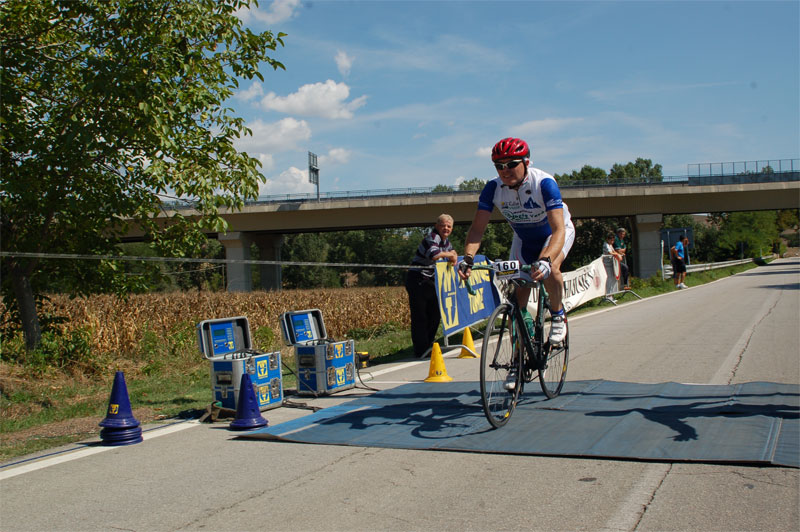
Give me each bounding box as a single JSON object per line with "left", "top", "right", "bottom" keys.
{"left": 601, "top": 464, "right": 671, "bottom": 532}
{"left": 598, "top": 266, "right": 776, "bottom": 531}
{"left": 0, "top": 421, "right": 199, "bottom": 481}
{"left": 710, "top": 289, "right": 781, "bottom": 385}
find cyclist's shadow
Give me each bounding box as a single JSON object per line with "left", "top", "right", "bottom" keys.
{"left": 585, "top": 398, "right": 799, "bottom": 442}
{"left": 317, "top": 391, "right": 496, "bottom": 439}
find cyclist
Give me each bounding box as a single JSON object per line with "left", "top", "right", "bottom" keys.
{"left": 458, "top": 137, "right": 575, "bottom": 349}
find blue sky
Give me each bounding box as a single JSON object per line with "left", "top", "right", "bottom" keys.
{"left": 231, "top": 0, "right": 799, "bottom": 197}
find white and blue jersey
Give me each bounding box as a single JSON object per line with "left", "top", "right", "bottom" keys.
{"left": 478, "top": 166, "right": 574, "bottom": 263}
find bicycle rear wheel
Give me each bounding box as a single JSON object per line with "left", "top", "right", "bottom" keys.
{"left": 538, "top": 309, "right": 569, "bottom": 398}
{"left": 480, "top": 303, "right": 523, "bottom": 428}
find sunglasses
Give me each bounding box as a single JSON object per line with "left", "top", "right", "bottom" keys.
{"left": 494, "top": 159, "right": 524, "bottom": 170}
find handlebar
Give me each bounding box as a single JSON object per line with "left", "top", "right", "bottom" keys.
{"left": 461, "top": 259, "right": 537, "bottom": 296}
{"left": 468, "top": 263, "right": 534, "bottom": 273}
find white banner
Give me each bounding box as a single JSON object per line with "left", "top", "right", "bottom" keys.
{"left": 527, "top": 255, "right": 619, "bottom": 316}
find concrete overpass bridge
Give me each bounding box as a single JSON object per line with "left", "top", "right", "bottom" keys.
{"left": 140, "top": 164, "right": 799, "bottom": 290}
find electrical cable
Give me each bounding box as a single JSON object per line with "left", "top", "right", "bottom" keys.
{"left": 355, "top": 363, "right": 380, "bottom": 392}
{"left": 0, "top": 251, "right": 433, "bottom": 271}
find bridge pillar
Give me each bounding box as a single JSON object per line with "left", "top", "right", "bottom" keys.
{"left": 252, "top": 234, "right": 283, "bottom": 291}
{"left": 218, "top": 232, "right": 253, "bottom": 292}
{"left": 633, "top": 214, "right": 663, "bottom": 280}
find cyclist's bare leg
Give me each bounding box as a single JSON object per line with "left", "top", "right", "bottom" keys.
{"left": 542, "top": 251, "right": 566, "bottom": 312}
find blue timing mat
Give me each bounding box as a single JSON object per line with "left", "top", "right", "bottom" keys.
{"left": 240, "top": 380, "right": 799, "bottom": 467}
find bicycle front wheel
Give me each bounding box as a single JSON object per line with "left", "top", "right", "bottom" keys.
{"left": 538, "top": 310, "right": 569, "bottom": 398}
{"left": 480, "top": 303, "right": 523, "bottom": 428}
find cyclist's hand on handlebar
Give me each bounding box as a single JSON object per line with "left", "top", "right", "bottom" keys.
{"left": 531, "top": 259, "right": 551, "bottom": 280}
{"left": 457, "top": 255, "right": 474, "bottom": 280}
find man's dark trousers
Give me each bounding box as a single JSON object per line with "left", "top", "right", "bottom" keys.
{"left": 405, "top": 270, "right": 441, "bottom": 358}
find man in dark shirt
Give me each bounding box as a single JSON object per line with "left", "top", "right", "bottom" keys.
{"left": 405, "top": 214, "right": 458, "bottom": 358}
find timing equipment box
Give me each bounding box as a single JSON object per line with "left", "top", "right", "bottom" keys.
{"left": 196, "top": 316, "right": 283, "bottom": 411}
{"left": 280, "top": 309, "right": 356, "bottom": 396}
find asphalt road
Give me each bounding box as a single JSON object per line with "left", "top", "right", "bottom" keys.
{"left": 1, "top": 258, "right": 798, "bottom": 532}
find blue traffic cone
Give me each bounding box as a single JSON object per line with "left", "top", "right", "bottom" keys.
{"left": 99, "top": 371, "right": 142, "bottom": 446}
{"left": 229, "top": 373, "right": 268, "bottom": 431}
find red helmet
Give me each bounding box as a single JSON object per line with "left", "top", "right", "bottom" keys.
{"left": 491, "top": 137, "right": 530, "bottom": 161}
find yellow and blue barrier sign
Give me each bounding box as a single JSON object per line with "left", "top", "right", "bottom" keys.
{"left": 435, "top": 255, "right": 499, "bottom": 337}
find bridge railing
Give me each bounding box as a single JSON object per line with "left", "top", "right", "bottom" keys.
{"left": 688, "top": 159, "right": 797, "bottom": 177}
{"left": 159, "top": 159, "right": 799, "bottom": 210}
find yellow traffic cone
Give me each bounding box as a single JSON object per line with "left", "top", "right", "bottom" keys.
{"left": 458, "top": 327, "right": 478, "bottom": 358}
{"left": 424, "top": 343, "right": 453, "bottom": 382}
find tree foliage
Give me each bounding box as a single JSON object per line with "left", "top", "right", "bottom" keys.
{"left": 608, "top": 158, "right": 663, "bottom": 182}
{"left": 1, "top": 0, "right": 286, "bottom": 348}
{"left": 716, "top": 211, "right": 780, "bottom": 259}
{"left": 457, "top": 178, "right": 486, "bottom": 191}
{"left": 554, "top": 165, "right": 608, "bottom": 185}
{"left": 553, "top": 159, "right": 662, "bottom": 185}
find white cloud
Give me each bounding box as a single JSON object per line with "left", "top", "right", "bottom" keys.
{"left": 260, "top": 80, "right": 367, "bottom": 119}
{"left": 236, "top": 82, "right": 263, "bottom": 102}
{"left": 474, "top": 146, "right": 491, "bottom": 158}
{"left": 259, "top": 166, "right": 315, "bottom": 196}
{"left": 356, "top": 33, "right": 515, "bottom": 74}
{"left": 335, "top": 50, "right": 353, "bottom": 77}
{"left": 319, "top": 148, "right": 351, "bottom": 166}
{"left": 237, "top": 0, "right": 301, "bottom": 25}
{"left": 511, "top": 117, "right": 585, "bottom": 137}
{"left": 235, "top": 117, "right": 311, "bottom": 154}
{"left": 257, "top": 153, "right": 274, "bottom": 173}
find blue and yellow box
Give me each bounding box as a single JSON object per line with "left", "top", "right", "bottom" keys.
{"left": 296, "top": 340, "right": 356, "bottom": 396}
{"left": 280, "top": 310, "right": 356, "bottom": 396}
{"left": 197, "top": 316, "right": 283, "bottom": 411}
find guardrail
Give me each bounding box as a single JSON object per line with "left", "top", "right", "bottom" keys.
{"left": 159, "top": 164, "right": 799, "bottom": 210}
{"left": 688, "top": 159, "right": 797, "bottom": 177}
{"left": 661, "top": 256, "right": 769, "bottom": 279}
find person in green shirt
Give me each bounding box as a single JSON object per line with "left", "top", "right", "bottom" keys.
{"left": 613, "top": 227, "right": 630, "bottom": 289}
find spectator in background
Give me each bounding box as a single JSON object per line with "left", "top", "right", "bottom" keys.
{"left": 603, "top": 232, "right": 629, "bottom": 290}
{"left": 613, "top": 227, "right": 631, "bottom": 290}
{"left": 405, "top": 214, "right": 458, "bottom": 358}
{"left": 671, "top": 235, "right": 689, "bottom": 289}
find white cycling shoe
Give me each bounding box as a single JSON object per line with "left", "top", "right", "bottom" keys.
{"left": 549, "top": 314, "right": 566, "bottom": 345}
{"left": 504, "top": 369, "right": 518, "bottom": 391}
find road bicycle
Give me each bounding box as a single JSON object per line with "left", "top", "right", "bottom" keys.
{"left": 466, "top": 259, "right": 569, "bottom": 428}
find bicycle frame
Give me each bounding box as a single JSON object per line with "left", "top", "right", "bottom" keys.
{"left": 468, "top": 261, "right": 549, "bottom": 376}
{"left": 470, "top": 258, "right": 569, "bottom": 428}
{"left": 503, "top": 277, "right": 550, "bottom": 385}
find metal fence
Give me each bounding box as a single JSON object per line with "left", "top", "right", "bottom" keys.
{"left": 688, "top": 159, "right": 798, "bottom": 177}
{"left": 159, "top": 158, "right": 799, "bottom": 210}
{"left": 661, "top": 256, "right": 767, "bottom": 279}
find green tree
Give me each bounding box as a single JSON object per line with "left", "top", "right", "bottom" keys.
{"left": 281, "top": 233, "right": 340, "bottom": 289}
{"left": 777, "top": 209, "right": 799, "bottom": 231}
{"left": 608, "top": 158, "right": 663, "bottom": 183}
{"left": 328, "top": 228, "right": 419, "bottom": 286}
{"left": 554, "top": 165, "right": 607, "bottom": 185}
{"left": 458, "top": 178, "right": 486, "bottom": 191}
{"left": 564, "top": 218, "right": 630, "bottom": 271}
{"left": 716, "top": 211, "right": 779, "bottom": 259}
{"left": 1, "top": 0, "right": 286, "bottom": 349}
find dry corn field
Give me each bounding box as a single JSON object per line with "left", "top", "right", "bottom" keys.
{"left": 11, "top": 287, "right": 410, "bottom": 358}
